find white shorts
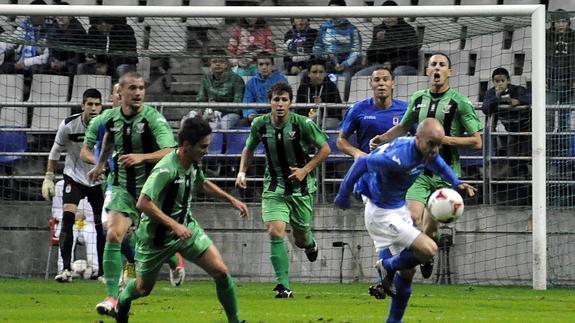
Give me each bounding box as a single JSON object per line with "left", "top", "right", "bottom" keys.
{"left": 363, "top": 196, "right": 421, "bottom": 256}
{"left": 100, "top": 189, "right": 112, "bottom": 227}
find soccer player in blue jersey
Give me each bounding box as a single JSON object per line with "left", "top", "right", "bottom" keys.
{"left": 337, "top": 67, "right": 409, "bottom": 159}
{"left": 335, "top": 118, "right": 476, "bottom": 323}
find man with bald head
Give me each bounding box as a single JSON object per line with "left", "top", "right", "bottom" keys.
{"left": 335, "top": 118, "right": 476, "bottom": 323}
{"left": 369, "top": 52, "right": 483, "bottom": 279}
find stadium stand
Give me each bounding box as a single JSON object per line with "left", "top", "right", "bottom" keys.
{"left": 70, "top": 75, "right": 112, "bottom": 104}
{"left": 29, "top": 75, "right": 70, "bottom": 131}
{"left": 0, "top": 74, "right": 26, "bottom": 127}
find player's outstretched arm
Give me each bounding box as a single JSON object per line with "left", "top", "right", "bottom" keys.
{"left": 442, "top": 131, "right": 482, "bottom": 150}
{"left": 79, "top": 143, "right": 97, "bottom": 165}
{"left": 335, "top": 156, "right": 368, "bottom": 210}
{"left": 337, "top": 131, "right": 366, "bottom": 160}
{"left": 118, "top": 147, "right": 175, "bottom": 168}
{"left": 369, "top": 124, "right": 409, "bottom": 151}
{"left": 203, "top": 180, "right": 249, "bottom": 218}
{"left": 235, "top": 146, "right": 254, "bottom": 189}
{"left": 289, "top": 142, "right": 331, "bottom": 182}
{"left": 136, "top": 194, "right": 192, "bottom": 240}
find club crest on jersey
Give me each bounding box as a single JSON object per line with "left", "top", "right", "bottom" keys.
{"left": 135, "top": 122, "right": 145, "bottom": 134}
{"left": 443, "top": 104, "right": 452, "bottom": 114}
{"left": 288, "top": 131, "right": 296, "bottom": 139}
{"left": 393, "top": 115, "right": 400, "bottom": 125}
{"left": 65, "top": 184, "right": 72, "bottom": 193}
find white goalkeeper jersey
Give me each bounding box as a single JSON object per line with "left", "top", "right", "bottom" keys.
{"left": 52, "top": 113, "right": 101, "bottom": 187}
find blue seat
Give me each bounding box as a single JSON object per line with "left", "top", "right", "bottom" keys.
{"left": 0, "top": 129, "right": 27, "bottom": 165}
{"left": 225, "top": 130, "right": 265, "bottom": 155}
{"left": 209, "top": 132, "right": 224, "bottom": 155}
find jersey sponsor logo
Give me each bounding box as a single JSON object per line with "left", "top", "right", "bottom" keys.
{"left": 391, "top": 155, "right": 401, "bottom": 165}
{"left": 408, "top": 166, "right": 421, "bottom": 175}
{"left": 363, "top": 115, "right": 376, "bottom": 120}
{"left": 174, "top": 178, "right": 185, "bottom": 184}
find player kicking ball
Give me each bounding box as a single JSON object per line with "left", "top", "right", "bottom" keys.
{"left": 113, "top": 118, "right": 249, "bottom": 323}
{"left": 335, "top": 118, "right": 476, "bottom": 323}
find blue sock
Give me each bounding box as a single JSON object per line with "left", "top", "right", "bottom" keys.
{"left": 386, "top": 274, "right": 412, "bottom": 323}
{"left": 383, "top": 249, "right": 420, "bottom": 272}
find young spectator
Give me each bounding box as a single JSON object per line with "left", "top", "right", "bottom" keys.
{"left": 0, "top": 0, "right": 56, "bottom": 75}
{"left": 482, "top": 67, "right": 532, "bottom": 178}
{"left": 295, "top": 57, "right": 342, "bottom": 126}
{"left": 227, "top": 16, "right": 275, "bottom": 77}
{"left": 358, "top": 0, "right": 420, "bottom": 76}
{"left": 182, "top": 49, "right": 245, "bottom": 130}
{"left": 546, "top": 9, "right": 575, "bottom": 166}
{"left": 242, "top": 51, "right": 288, "bottom": 123}
{"left": 77, "top": 16, "right": 138, "bottom": 79}
{"left": 40, "top": 1, "right": 86, "bottom": 76}
{"left": 313, "top": 0, "right": 362, "bottom": 99}
{"left": 283, "top": 18, "right": 318, "bottom": 76}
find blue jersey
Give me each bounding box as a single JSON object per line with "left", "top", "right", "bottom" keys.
{"left": 338, "top": 137, "right": 461, "bottom": 209}
{"left": 340, "top": 98, "right": 409, "bottom": 153}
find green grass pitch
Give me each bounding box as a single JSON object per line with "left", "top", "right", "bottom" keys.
{"left": 1, "top": 278, "right": 574, "bottom": 322}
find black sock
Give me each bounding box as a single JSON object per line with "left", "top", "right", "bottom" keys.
{"left": 59, "top": 211, "right": 75, "bottom": 271}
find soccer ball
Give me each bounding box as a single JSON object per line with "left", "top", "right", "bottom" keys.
{"left": 427, "top": 188, "right": 464, "bottom": 224}
{"left": 72, "top": 259, "right": 89, "bottom": 279}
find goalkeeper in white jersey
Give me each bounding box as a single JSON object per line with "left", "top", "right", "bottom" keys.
{"left": 41, "top": 88, "right": 105, "bottom": 282}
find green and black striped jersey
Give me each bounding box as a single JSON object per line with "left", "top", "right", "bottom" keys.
{"left": 84, "top": 105, "right": 177, "bottom": 198}
{"left": 137, "top": 150, "right": 205, "bottom": 247}
{"left": 246, "top": 113, "right": 328, "bottom": 197}
{"left": 400, "top": 88, "right": 483, "bottom": 176}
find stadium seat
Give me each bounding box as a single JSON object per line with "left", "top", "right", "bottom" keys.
{"left": 209, "top": 131, "right": 224, "bottom": 155}
{"left": 71, "top": 74, "right": 112, "bottom": 104}
{"left": 147, "top": 21, "right": 188, "bottom": 53}
{"left": 101, "top": 0, "right": 139, "bottom": 5}
{"left": 0, "top": 74, "right": 26, "bottom": 127}
{"left": 29, "top": 74, "right": 70, "bottom": 130}
{"left": 225, "top": 131, "right": 264, "bottom": 154}
{"left": 0, "top": 128, "right": 27, "bottom": 165}
{"left": 45, "top": 217, "right": 60, "bottom": 280}
{"left": 347, "top": 75, "right": 371, "bottom": 103}
{"left": 147, "top": 0, "right": 182, "bottom": 5}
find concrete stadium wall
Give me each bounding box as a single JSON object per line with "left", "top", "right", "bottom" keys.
{"left": 0, "top": 202, "right": 573, "bottom": 286}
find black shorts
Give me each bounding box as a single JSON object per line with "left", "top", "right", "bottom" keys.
{"left": 62, "top": 174, "right": 105, "bottom": 218}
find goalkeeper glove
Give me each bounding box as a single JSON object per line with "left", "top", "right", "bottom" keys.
{"left": 42, "top": 171, "right": 55, "bottom": 201}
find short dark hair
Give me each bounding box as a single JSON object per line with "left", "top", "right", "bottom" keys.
{"left": 82, "top": 88, "right": 102, "bottom": 104}
{"left": 178, "top": 117, "right": 212, "bottom": 146}
{"left": 428, "top": 52, "right": 452, "bottom": 68}
{"left": 306, "top": 57, "right": 327, "bottom": 71}
{"left": 208, "top": 48, "right": 228, "bottom": 59}
{"left": 267, "top": 82, "right": 293, "bottom": 102}
{"left": 492, "top": 67, "right": 510, "bottom": 80}
{"left": 256, "top": 51, "right": 274, "bottom": 64}
{"left": 372, "top": 66, "right": 394, "bottom": 80}
{"left": 30, "top": 0, "right": 46, "bottom": 5}
{"left": 328, "top": 0, "right": 346, "bottom": 6}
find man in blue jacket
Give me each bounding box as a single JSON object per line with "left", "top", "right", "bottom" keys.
{"left": 242, "top": 51, "right": 288, "bottom": 123}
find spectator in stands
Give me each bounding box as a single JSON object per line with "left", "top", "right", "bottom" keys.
{"left": 42, "top": 88, "right": 105, "bottom": 283}
{"left": 546, "top": 9, "right": 575, "bottom": 164}
{"left": 236, "top": 82, "right": 330, "bottom": 299}
{"left": 313, "top": 0, "right": 362, "bottom": 100}
{"left": 182, "top": 49, "right": 245, "bottom": 130}
{"left": 40, "top": 1, "right": 86, "bottom": 76}
{"left": 0, "top": 0, "right": 56, "bottom": 76}
{"left": 357, "top": 0, "right": 420, "bottom": 76}
{"left": 52, "top": 180, "right": 99, "bottom": 280}
{"left": 77, "top": 16, "right": 138, "bottom": 80}
{"left": 242, "top": 51, "right": 288, "bottom": 123}
{"left": 283, "top": 18, "right": 318, "bottom": 76}
{"left": 337, "top": 66, "right": 409, "bottom": 159}
{"left": 227, "top": 16, "right": 276, "bottom": 77}
{"left": 296, "top": 57, "right": 342, "bottom": 127}
{"left": 482, "top": 67, "right": 532, "bottom": 178}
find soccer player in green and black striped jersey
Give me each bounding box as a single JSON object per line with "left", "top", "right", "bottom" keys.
{"left": 370, "top": 53, "right": 483, "bottom": 279}
{"left": 114, "top": 117, "right": 248, "bottom": 323}
{"left": 83, "top": 72, "right": 177, "bottom": 317}
{"left": 235, "top": 82, "right": 331, "bottom": 298}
